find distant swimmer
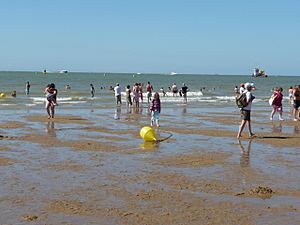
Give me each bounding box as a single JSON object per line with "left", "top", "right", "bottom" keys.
{"left": 239, "top": 83, "right": 245, "bottom": 94}
{"left": 90, "top": 84, "right": 95, "bottom": 98}
{"left": 234, "top": 86, "right": 239, "bottom": 94}
{"left": 65, "top": 84, "right": 71, "bottom": 90}
{"left": 25, "top": 81, "right": 30, "bottom": 95}
{"left": 160, "top": 87, "right": 166, "bottom": 97}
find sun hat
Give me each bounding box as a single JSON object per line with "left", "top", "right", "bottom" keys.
{"left": 244, "top": 82, "right": 255, "bottom": 89}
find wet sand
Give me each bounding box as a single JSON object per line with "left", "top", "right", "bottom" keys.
{"left": 0, "top": 106, "right": 300, "bottom": 225}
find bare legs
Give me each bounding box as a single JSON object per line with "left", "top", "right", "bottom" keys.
{"left": 45, "top": 101, "right": 55, "bottom": 119}
{"left": 237, "top": 120, "right": 254, "bottom": 138}
{"left": 293, "top": 108, "right": 299, "bottom": 121}
{"left": 270, "top": 108, "right": 284, "bottom": 121}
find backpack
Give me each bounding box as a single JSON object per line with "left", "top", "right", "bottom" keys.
{"left": 235, "top": 93, "right": 248, "bottom": 108}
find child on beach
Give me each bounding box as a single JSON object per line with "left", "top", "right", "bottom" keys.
{"left": 270, "top": 87, "right": 284, "bottom": 121}
{"left": 150, "top": 92, "right": 161, "bottom": 127}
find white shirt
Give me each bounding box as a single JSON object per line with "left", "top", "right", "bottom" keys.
{"left": 114, "top": 86, "right": 121, "bottom": 96}
{"left": 243, "top": 90, "right": 253, "bottom": 111}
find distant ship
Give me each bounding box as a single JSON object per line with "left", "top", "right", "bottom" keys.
{"left": 59, "top": 70, "right": 68, "bottom": 74}
{"left": 252, "top": 67, "right": 268, "bottom": 77}
{"left": 170, "top": 72, "right": 177, "bottom": 75}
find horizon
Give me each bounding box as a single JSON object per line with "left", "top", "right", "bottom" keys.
{"left": 0, "top": 0, "right": 299, "bottom": 75}
{"left": 1, "top": 70, "right": 299, "bottom": 77}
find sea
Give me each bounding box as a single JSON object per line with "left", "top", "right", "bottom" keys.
{"left": 0, "top": 71, "right": 299, "bottom": 110}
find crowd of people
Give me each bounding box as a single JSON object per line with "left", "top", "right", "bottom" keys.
{"left": 236, "top": 83, "right": 300, "bottom": 139}
{"left": 7, "top": 80, "right": 300, "bottom": 132}
{"left": 111, "top": 82, "right": 188, "bottom": 127}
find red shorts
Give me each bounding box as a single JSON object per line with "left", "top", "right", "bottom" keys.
{"left": 273, "top": 105, "right": 282, "bottom": 112}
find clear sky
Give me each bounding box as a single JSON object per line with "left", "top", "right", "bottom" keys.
{"left": 0, "top": 0, "right": 299, "bottom": 75}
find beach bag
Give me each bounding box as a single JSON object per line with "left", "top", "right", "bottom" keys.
{"left": 269, "top": 95, "right": 276, "bottom": 106}
{"left": 236, "top": 93, "right": 247, "bottom": 108}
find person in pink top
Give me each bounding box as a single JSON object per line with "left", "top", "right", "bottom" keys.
{"left": 270, "top": 87, "right": 284, "bottom": 121}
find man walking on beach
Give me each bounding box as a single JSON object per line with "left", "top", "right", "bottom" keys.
{"left": 237, "top": 83, "right": 255, "bottom": 139}
{"left": 114, "top": 83, "right": 122, "bottom": 105}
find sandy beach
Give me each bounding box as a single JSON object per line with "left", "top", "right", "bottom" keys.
{"left": 0, "top": 103, "right": 300, "bottom": 225}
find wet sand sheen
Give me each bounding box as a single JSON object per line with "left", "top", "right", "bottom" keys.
{"left": 0, "top": 109, "right": 300, "bottom": 225}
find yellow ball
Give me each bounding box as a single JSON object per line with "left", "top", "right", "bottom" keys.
{"left": 140, "top": 126, "right": 156, "bottom": 142}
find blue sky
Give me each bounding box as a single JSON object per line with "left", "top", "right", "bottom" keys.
{"left": 0, "top": 0, "right": 299, "bottom": 75}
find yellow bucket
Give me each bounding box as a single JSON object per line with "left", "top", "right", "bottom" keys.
{"left": 0, "top": 93, "right": 6, "bottom": 98}
{"left": 140, "top": 126, "right": 156, "bottom": 142}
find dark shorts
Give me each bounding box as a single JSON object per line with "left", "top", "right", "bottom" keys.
{"left": 116, "top": 95, "right": 121, "bottom": 103}
{"left": 293, "top": 100, "right": 300, "bottom": 109}
{"left": 241, "top": 109, "right": 251, "bottom": 121}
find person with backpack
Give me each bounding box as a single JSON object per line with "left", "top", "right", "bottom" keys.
{"left": 237, "top": 83, "right": 256, "bottom": 139}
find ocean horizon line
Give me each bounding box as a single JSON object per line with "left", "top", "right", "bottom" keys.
{"left": 0, "top": 70, "right": 299, "bottom": 77}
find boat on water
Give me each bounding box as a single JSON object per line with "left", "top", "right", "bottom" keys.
{"left": 252, "top": 67, "right": 268, "bottom": 77}
{"left": 170, "top": 72, "right": 177, "bottom": 75}
{"left": 59, "top": 70, "right": 68, "bottom": 74}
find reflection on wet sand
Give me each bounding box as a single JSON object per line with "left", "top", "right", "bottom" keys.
{"left": 294, "top": 125, "right": 300, "bottom": 134}
{"left": 271, "top": 121, "right": 282, "bottom": 133}
{"left": 135, "top": 106, "right": 143, "bottom": 114}
{"left": 140, "top": 141, "right": 160, "bottom": 151}
{"left": 46, "top": 121, "right": 56, "bottom": 137}
{"left": 114, "top": 107, "right": 121, "bottom": 120}
{"left": 238, "top": 139, "right": 252, "bottom": 168}
{"left": 182, "top": 105, "right": 187, "bottom": 114}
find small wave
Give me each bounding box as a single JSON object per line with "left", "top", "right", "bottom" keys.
{"left": 59, "top": 101, "right": 87, "bottom": 104}
{"left": 0, "top": 103, "right": 17, "bottom": 106}
{"left": 121, "top": 91, "right": 204, "bottom": 97}
{"left": 25, "top": 103, "right": 38, "bottom": 107}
